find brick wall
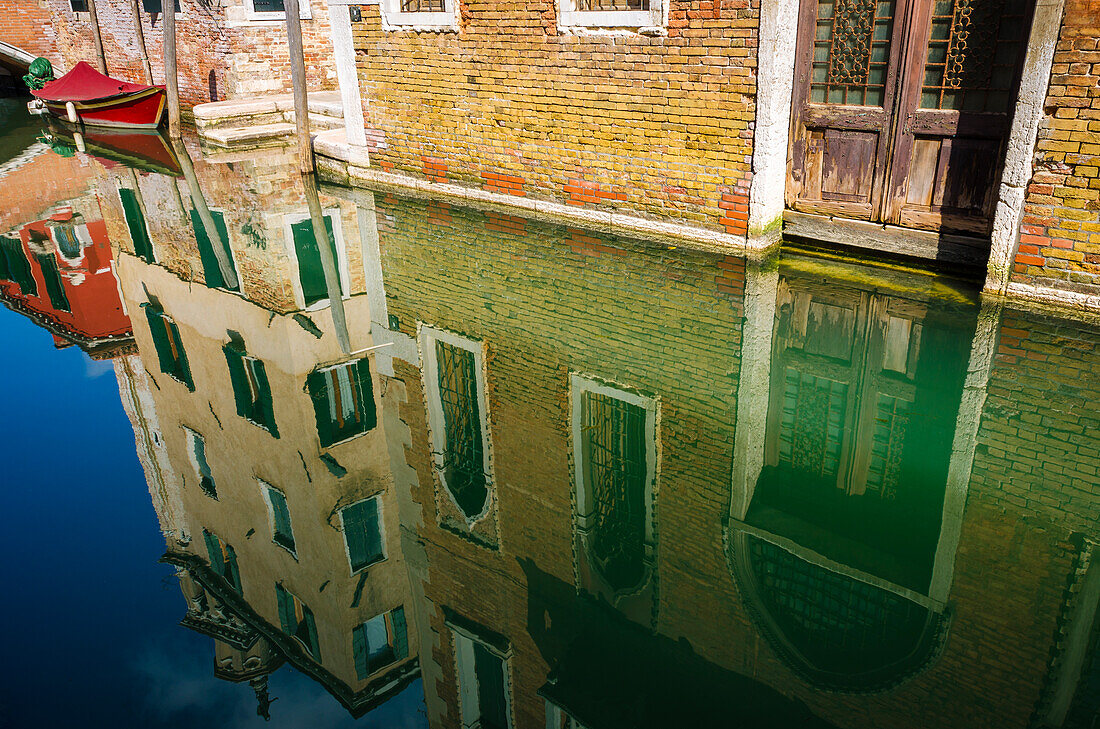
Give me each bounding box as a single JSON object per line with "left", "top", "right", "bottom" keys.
{"left": 0, "top": 147, "right": 97, "bottom": 232}
{"left": 36, "top": 0, "right": 337, "bottom": 108}
{"left": 969, "top": 306, "right": 1100, "bottom": 534}
{"left": 350, "top": 0, "right": 757, "bottom": 235}
{"left": 1013, "top": 0, "right": 1100, "bottom": 296}
{"left": 0, "top": 0, "right": 57, "bottom": 61}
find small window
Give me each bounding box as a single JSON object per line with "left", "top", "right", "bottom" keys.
{"left": 379, "top": 0, "right": 457, "bottom": 30}
{"left": 247, "top": 0, "right": 311, "bottom": 21}
{"left": 275, "top": 584, "right": 320, "bottom": 659}
{"left": 69, "top": 0, "right": 88, "bottom": 11}
{"left": 142, "top": 0, "right": 181, "bottom": 12}
{"left": 454, "top": 630, "right": 511, "bottom": 729}
{"left": 146, "top": 304, "right": 194, "bottom": 391}
{"left": 223, "top": 342, "right": 278, "bottom": 436}
{"left": 422, "top": 328, "right": 491, "bottom": 522}
{"left": 307, "top": 358, "right": 376, "bottom": 447}
{"left": 261, "top": 481, "right": 296, "bottom": 554}
{"left": 185, "top": 428, "right": 217, "bottom": 497}
{"left": 120, "top": 188, "right": 154, "bottom": 264}
{"left": 0, "top": 237, "right": 37, "bottom": 296}
{"left": 35, "top": 252, "right": 70, "bottom": 312}
{"left": 352, "top": 606, "right": 408, "bottom": 680}
{"left": 202, "top": 529, "right": 242, "bottom": 592}
{"left": 189, "top": 209, "right": 239, "bottom": 292}
{"left": 557, "top": 0, "right": 662, "bottom": 29}
{"left": 340, "top": 497, "right": 384, "bottom": 573}
{"left": 288, "top": 212, "right": 345, "bottom": 309}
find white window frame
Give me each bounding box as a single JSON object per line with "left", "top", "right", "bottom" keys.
{"left": 246, "top": 0, "right": 312, "bottom": 22}
{"left": 282, "top": 209, "right": 350, "bottom": 312}
{"left": 183, "top": 426, "right": 217, "bottom": 499}
{"left": 451, "top": 627, "right": 513, "bottom": 729}
{"left": 379, "top": 0, "right": 459, "bottom": 32}
{"left": 47, "top": 219, "right": 93, "bottom": 265}
{"left": 556, "top": 0, "right": 664, "bottom": 30}
{"left": 419, "top": 325, "right": 494, "bottom": 525}
{"left": 569, "top": 374, "right": 658, "bottom": 553}
{"left": 259, "top": 479, "right": 297, "bottom": 558}
{"left": 339, "top": 495, "right": 387, "bottom": 576}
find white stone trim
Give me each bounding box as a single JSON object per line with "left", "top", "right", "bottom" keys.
{"left": 0, "top": 40, "right": 38, "bottom": 67}
{"left": 570, "top": 374, "right": 658, "bottom": 548}
{"left": 556, "top": 0, "right": 664, "bottom": 31}
{"left": 748, "top": 0, "right": 797, "bottom": 246}
{"left": 984, "top": 0, "right": 1067, "bottom": 295}
{"left": 728, "top": 261, "right": 779, "bottom": 520}
{"left": 338, "top": 495, "right": 387, "bottom": 575}
{"left": 419, "top": 325, "right": 495, "bottom": 525}
{"left": 451, "top": 628, "right": 513, "bottom": 729}
{"left": 379, "top": 0, "right": 459, "bottom": 31}
{"left": 1004, "top": 280, "right": 1100, "bottom": 317}
{"left": 926, "top": 298, "right": 1002, "bottom": 604}
{"left": 245, "top": 0, "right": 312, "bottom": 22}
{"left": 326, "top": 0, "right": 368, "bottom": 147}
{"left": 281, "top": 208, "right": 351, "bottom": 311}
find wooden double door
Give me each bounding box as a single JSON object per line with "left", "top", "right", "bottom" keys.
{"left": 787, "top": 0, "right": 1034, "bottom": 235}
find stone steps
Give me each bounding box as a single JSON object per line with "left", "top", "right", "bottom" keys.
{"left": 194, "top": 91, "right": 344, "bottom": 148}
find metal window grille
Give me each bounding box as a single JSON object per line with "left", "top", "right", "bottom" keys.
{"left": 582, "top": 391, "right": 647, "bottom": 591}
{"left": 749, "top": 538, "right": 928, "bottom": 668}
{"left": 779, "top": 370, "right": 848, "bottom": 478}
{"left": 810, "top": 0, "right": 896, "bottom": 106}
{"left": 401, "top": 0, "right": 445, "bottom": 11}
{"left": 435, "top": 341, "right": 488, "bottom": 519}
{"left": 575, "top": 0, "right": 649, "bottom": 10}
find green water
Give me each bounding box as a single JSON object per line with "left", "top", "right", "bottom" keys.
{"left": 0, "top": 106, "right": 1098, "bottom": 729}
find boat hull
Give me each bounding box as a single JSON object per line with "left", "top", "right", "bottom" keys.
{"left": 44, "top": 87, "right": 166, "bottom": 130}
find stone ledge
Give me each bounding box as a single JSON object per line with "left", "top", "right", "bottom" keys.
{"left": 314, "top": 134, "right": 752, "bottom": 255}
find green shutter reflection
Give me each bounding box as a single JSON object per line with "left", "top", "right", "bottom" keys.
{"left": 189, "top": 209, "right": 238, "bottom": 292}
{"left": 291, "top": 215, "right": 338, "bottom": 307}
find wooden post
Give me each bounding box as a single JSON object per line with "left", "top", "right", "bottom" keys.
{"left": 130, "top": 0, "right": 154, "bottom": 85}
{"left": 302, "top": 172, "right": 350, "bottom": 354}
{"left": 172, "top": 139, "right": 239, "bottom": 290}
{"left": 86, "top": 0, "right": 108, "bottom": 75}
{"left": 283, "top": 0, "right": 313, "bottom": 174}
{"left": 163, "top": 0, "right": 181, "bottom": 139}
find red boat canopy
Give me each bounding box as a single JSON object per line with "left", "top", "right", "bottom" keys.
{"left": 32, "top": 62, "right": 155, "bottom": 103}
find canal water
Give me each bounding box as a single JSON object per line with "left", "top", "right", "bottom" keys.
{"left": 0, "top": 106, "right": 1097, "bottom": 729}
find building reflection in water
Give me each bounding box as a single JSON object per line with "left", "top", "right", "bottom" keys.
{"left": 10, "top": 131, "right": 1100, "bottom": 728}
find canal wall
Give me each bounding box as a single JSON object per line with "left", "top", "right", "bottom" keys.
{"left": 1009, "top": 1, "right": 1100, "bottom": 306}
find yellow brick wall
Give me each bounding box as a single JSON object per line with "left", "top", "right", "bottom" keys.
{"left": 349, "top": 0, "right": 758, "bottom": 235}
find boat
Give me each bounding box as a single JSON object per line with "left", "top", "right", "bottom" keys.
{"left": 31, "top": 62, "right": 166, "bottom": 130}
{"left": 43, "top": 120, "right": 183, "bottom": 176}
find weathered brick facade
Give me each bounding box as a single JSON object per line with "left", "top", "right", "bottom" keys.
{"left": 0, "top": 0, "right": 57, "bottom": 60}
{"left": 1013, "top": 1, "right": 1100, "bottom": 298}
{"left": 372, "top": 191, "right": 1094, "bottom": 728}
{"left": 349, "top": 0, "right": 757, "bottom": 236}
{"left": 14, "top": 0, "right": 338, "bottom": 108}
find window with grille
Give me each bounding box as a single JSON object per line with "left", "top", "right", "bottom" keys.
{"left": 580, "top": 390, "right": 648, "bottom": 592}
{"left": 557, "top": 0, "right": 661, "bottom": 27}
{"left": 810, "top": 0, "right": 896, "bottom": 106}
{"left": 919, "top": 0, "right": 1029, "bottom": 112}
{"left": 434, "top": 339, "right": 488, "bottom": 520}
{"left": 382, "top": 0, "right": 455, "bottom": 28}
{"left": 778, "top": 369, "right": 847, "bottom": 479}
{"left": 146, "top": 305, "right": 194, "bottom": 391}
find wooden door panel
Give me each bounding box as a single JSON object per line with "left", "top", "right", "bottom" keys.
{"left": 821, "top": 130, "right": 878, "bottom": 202}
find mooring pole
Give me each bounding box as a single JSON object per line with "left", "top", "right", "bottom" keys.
{"left": 130, "top": 0, "right": 154, "bottom": 85}
{"left": 172, "top": 139, "right": 239, "bottom": 290}
{"left": 86, "top": 0, "right": 108, "bottom": 75}
{"left": 163, "top": 0, "right": 181, "bottom": 139}
{"left": 301, "top": 173, "right": 350, "bottom": 354}
{"left": 283, "top": 0, "right": 313, "bottom": 174}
